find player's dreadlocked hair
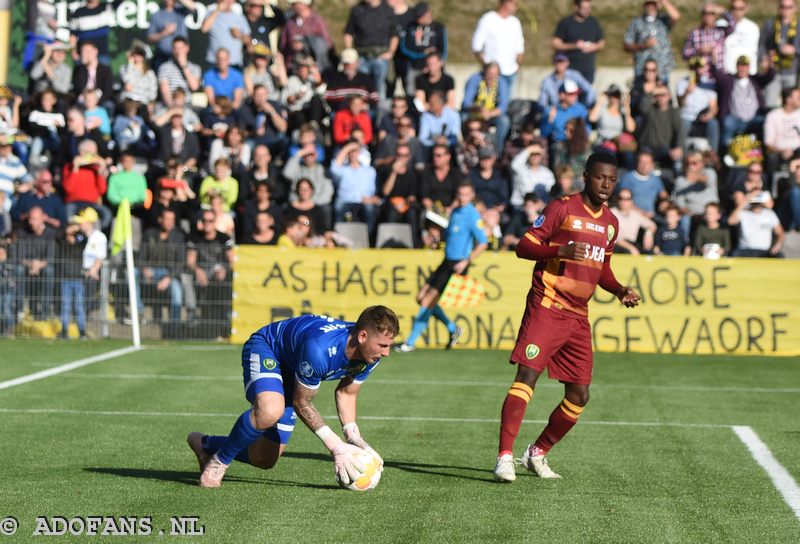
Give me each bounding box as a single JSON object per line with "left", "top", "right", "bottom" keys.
{"left": 584, "top": 151, "right": 618, "bottom": 175}
{"left": 356, "top": 306, "right": 400, "bottom": 336}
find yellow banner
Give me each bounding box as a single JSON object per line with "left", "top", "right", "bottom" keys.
{"left": 232, "top": 247, "right": 800, "bottom": 356}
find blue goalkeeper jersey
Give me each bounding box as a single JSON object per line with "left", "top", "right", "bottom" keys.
{"left": 444, "top": 202, "right": 488, "bottom": 261}
{"left": 251, "top": 315, "right": 380, "bottom": 390}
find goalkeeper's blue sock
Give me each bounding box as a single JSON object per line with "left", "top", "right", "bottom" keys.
{"left": 432, "top": 304, "right": 456, "bottom": 333}
{"left": 406, "top": 307, "right": 433, "bottom": 347}
{"left": 202, "top": 435, "right": 251, "bottom": 464}
{"left": 215, "top": 409, "right": 261, "bottom": 465}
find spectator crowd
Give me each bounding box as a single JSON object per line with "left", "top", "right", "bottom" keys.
{"left": 1, "top": 0, "right": 799, "bottom": 336}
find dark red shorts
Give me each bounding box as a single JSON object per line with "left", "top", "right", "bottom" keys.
{"left": 510, "top": 299, "right": 594, "bottom": 385}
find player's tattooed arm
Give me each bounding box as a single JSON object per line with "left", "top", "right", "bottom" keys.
{"left": 293, "top": 383, "right": 326, "bottom": 432}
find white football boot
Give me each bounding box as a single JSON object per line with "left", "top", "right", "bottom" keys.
{"left": 521, "top": 444, "right": 561, "bottom": 479}
{"left": 493, "top": 453, "right": 517, "bottom": 482}
{"left": 199, "top": 454, "right": 229, "bottom": 488}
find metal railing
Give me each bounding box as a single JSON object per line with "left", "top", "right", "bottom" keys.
{"left": 1, "top": 240, "right": 232, "bottom": 341}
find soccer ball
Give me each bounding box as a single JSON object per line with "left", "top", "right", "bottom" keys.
{"left": 337, "top": 449, "right": 382, "bottom": 491}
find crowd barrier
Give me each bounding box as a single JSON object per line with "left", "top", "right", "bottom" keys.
{"left": 232, "top": 247, "right": 800, "bottom": 356}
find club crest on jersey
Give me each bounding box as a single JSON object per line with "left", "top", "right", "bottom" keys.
{"left": 525, "top": 344, "right": 540, "bottom": 360}
{"left": 533, "top": 215, "right": 545, "bottom": 228}
{"left": 572, "top": 219, "right": 582, "bottom": 230}
{"left": 262, "top": 358, "right": 277, "bottom": 370}
{"left": 299, "top": 361, "right": 314, "bottom": 377}
{"left": 607, "top": 225, "right": 615, "bottom": 243}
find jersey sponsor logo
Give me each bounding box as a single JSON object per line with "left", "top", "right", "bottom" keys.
{"left": 320, "top": 323, "right": 347, "bottom": 333}
{"left": 299, "top": 361, "right": 314, "bottom": 378}
{"left": 572, "top": 219, "right": 583, "bottom": 230}
{"left": 583, "top": 244, "right": 606, "bottom": 263}
{"left": 262, "top": 358, "right": 277, "bottom": 370}
{"left": 585, "top": 222, "right": 605, "bottom": 233}
{"left": 525, "top": 344, "right": 540, "bottom": 359}
{"left": 533, "top": 215, "right": 545, "bottom": 228}
{"left": 607, "top": 225, "right": 615, "bottom": 243}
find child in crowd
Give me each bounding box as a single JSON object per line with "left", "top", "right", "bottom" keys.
{"left": 693, "top": 202, "right": 731, "bottom": 258}
{"left": 655, "top": 204, "right": 691, "bottom": 256}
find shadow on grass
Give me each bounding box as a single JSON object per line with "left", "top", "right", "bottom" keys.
{"left": 282, "top": 451, "right": 497, "bottom": 483}
{"left": 83, "top": 467, "right": 339, "bottom": 490}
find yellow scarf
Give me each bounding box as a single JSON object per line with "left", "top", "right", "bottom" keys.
{"left": 772, "top": 16, "right": 798, "bottom": 70}
{"left": 475, "top": 80, "right": 498, "bottom": 111}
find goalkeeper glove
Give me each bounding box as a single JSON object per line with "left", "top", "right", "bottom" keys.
{"left": 343, "top": 422, "right": 383, "bottom": 467}
{"left": 315, "top": 425, "right": 365, "bottom": 485}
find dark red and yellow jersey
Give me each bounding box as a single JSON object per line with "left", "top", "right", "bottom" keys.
{"left": 522, "top": 193, "right": 619, "bottom": 316}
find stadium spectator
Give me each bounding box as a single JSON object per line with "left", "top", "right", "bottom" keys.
{"left": 243, "top": 210, "right": 278, "bottom": 245}
{"left": 468, "top": 146, "right": 508, "bottom": 213}
{"left": 280, "top": 0, "right": 333, "bottom": 70}
{"left": 461, "top": 63, "right": 510, "bottom": 150}
{"left": 763, "top": 87, "right": 800, "bottom": 177}
{"left": 11, "top": 169, "right": 65, "bottom": 229}
{"left": 676, "top": 57, "right": 720, "bottom": 152}
{"left": 71, "top": 41, "right": 113, "bottom": 106}
{"left": 552, "top": 0, "right": 606, "bottom": 83}
{"left": 0, "top": 134, "right": 32, "bottom": 212}
{"left": 323, "top": 48, "right": 378, "bottom": 112}
{"left": 119, "top": 41, "right": 158, "bottom": 105}
{"left": 77, "top": 204, "right": 107, "bottom": 314}
{"left": 374, "top": 113, "right": 425, "bottom": 170}
{"left": 712, "top": 56, "right": 773, "bottom": 148}
{"left": 243, "top": 43, "right": 285, "bottom": 100}
{"left": 728, "top": 191, "right": 785, "bottom": 256}
{"left": 503, "top": 192, "right": 545, "bottom": 249}
{"left": 673, "top": 150, "right": 719, "bottom": 237}
{"left": 26, "top": 89, "right": 64, "bottom": 168}
{"left": 29, "top": 42, "right": 72, "bottom": 97}
{"left": 147, "top": 0, "right": 197, "bottom": 70}
{"left": 618, "top": 150, "right": 669, "bottom": 218}
{"left": 68, "top": 0, "right": 114, "bottom": 64}
{"left": 413, "top": 52, "right": 456, "bottom": 111}
{"left": 629, "top": 58, "right": 664, "bottom": 120}
{"left": 283, "top": 144, "right": 334, "bottom": 228}
{"left": 552, "top": 117, "right": 591, "bottom": 174}
{"left": 199, "top": 158, "right": 239, "bottom": 213}
{"left": 419, "top": 143, "right": 460, "bottom": 213}
{"left": 53, "top": 108, "right": 108, "bottom": 175}
{"left": 280, "top": 55, "right": 326, "bottom": 132}
{"left": 456, "top": 117, "right": 493, "bottom": 174}
{"left": 693, "top": 201, "right": 731, "bottom": 256}
{"left": 59, "top": 212, "right": 90, "bottom": 339}
{"left": 209, "top": 192, "right": 236, "bottom": 238}
{"left": 201, "top": 0, "right": 250, "bottom": 69}
{"left": 551, "top": 164, "right": 584, "bottom": 198}
{"left": 106, "top": 152, "right": 147, "bottom": 213}
{"left": 243, "top": 0, "right": 285, "bottom": 62}
{"left": 731, "top": 162, "right": 773, "bottom": 208}
{"left": 589, "top": 85, "right": 637, "bottom": 170}
{"left": 682, "top": 3, "right": 732, "bottom": 71}
{"left": 420, "top": 91, "right": 461, "bottom": 150}
{"left": 400, "top": 3, "right": 448, "bottom": 95}
{"left": 654, "top": 204, "right": 691, "bottom": 255}
{"left": 0, "top": 193, "right": 8, "bottom": 237}
{"left": 158, "top": 108, "right": 200, "bottom": 172}
{"left": 723, "top": 0, "right": 760, "bottom": 75}
{"left": 331, "top": 141, "right": 379, "bottom": 232}
{"left": 611, "top": 188, "right": 657, "bottom": 254}
{"left": 510, "top": 141, "right": 556, "bottom": 205}
{"left": 333, "top": 95, "right": 373, "bottom": 147}
{"left": 240, "top": 84, "right": 289, "bottom": 156}
{"left": 538, "top": 54, "right": 596, "bottom": 114}
{"left": 245, "top": 143, "right": 284, "bottom": 205}
{"left": 139, "top": 207, "right": 185, "bottom": 322}
{"left": 0, "top": 242, "right": 13, "bottom": 335}
{"left": 540, "top": 80, "right": 589, "bottom": 157}
{"left": 778, "top": 159, "right": 800, "bottom": 230}
{"left": 284, "top": 178, "right": 328, "bottom": 236}
{"left": 759, "top": 0, "right": 800, "bottom": 107}
{"left": 113, "top": 98, "right": 154, "bottom": 158}
{"left": 472, "top": 0, "right": 525, "bottom": 91}
{"left": 204, "top": 48, "right": 246, "bottom": 109}
{"left": 623, "top": 0, "right": 680, "bottom": 82}
{"left": 635, "top": 85, "right": 685, "bottom": 176}
{"left": 81, "top": 88, "right": 111, "bottom": 137}
{"left": 23, "top": 0, "right": 59, "bottom": 72}
{"left": 157, "top": 37, "right": 202, "bottom": 106}
{"left": 377, "top": 143, "right": 420, "bottom": 241}
{"left": 343, "top": 0, "right": 399, "bottom": 103}
{"left": 242, "top": 181, "right": 282, "bottom": 239}
{"left": 386, "top": 0, "right": 417, "bottom": 95}
{"left": 208, "top": 125, "right": 251, "bottom": 182}
{"left": 61, "top": 139, "right": 111, "bottom": 230}
{"left": 15, "top": 206, "right": 58, "bottom": 320}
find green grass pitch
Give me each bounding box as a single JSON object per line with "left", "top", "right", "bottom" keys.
{"left": 0, "top": 339, "right": 798, "bottom": 543}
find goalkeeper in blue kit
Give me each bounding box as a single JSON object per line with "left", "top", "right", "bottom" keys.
{"left": 187, "top": 306, "right": 399, "bottom": 488}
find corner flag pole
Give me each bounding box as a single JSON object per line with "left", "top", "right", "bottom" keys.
{"left": 112, "top": 199, "right": 140, "bottom": 347}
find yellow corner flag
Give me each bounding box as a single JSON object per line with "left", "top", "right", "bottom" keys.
{"left": 439, "top": 275, "right": 486, "bottom": 309}
{"left": 111, "top": 198, "right": 131, "bottom": 256}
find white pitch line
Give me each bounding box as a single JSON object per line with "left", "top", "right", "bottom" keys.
{"left": 0, "top": 346, "right": 141, "bottom": 391}
{"left": 46, "top": 372, "right": 800, "bottom": 394}
{"left": 732, "top": 426, "right": 800, "bottom": 520}
{"left": 0, "top": 407, "right": 732, "bottom": 428}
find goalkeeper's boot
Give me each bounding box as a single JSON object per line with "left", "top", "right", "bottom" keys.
{"left": 187, "top": 432, "right": 210, "bottom": 471}
{"left": 446, "top": 326, "right": 464, "bottom": 350}
{"left": 199, "top": 454, "right": 229, "bottom": 488}
{"left": 493, "top": 453, "right": 517, "bottom": 482}
{"left": 522, "top": 444, "right": 561, "bottom": 479}
{"left": 393, "top": 343, "right": 415, "bottom": 353}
